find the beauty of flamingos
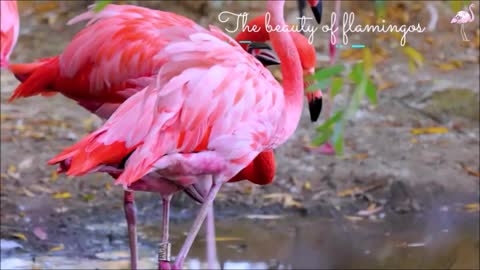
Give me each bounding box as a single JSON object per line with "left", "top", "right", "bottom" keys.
{"left": 451, "top": 3, "right": 475, "bottom": 42}
{"left": 46, "top": 0, "right": 311, "bottom": 267}
{"left": 8, "top": 3, "right": 322, "bottom": 269}
{"left": 0, "top": 0, "right": 19, "bottom": 67}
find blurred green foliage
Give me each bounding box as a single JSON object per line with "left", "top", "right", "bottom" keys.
{"left": 449, "top": 0, "right": 469, "bottom": 12}
{"left": 308, "top": 49, "right": 378, "bottom": 155}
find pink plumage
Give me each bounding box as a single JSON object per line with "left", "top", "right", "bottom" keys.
{"left": 10, "top": 2, "right": 305, "bottom": 268}
{"left": 8, "top": 5, "right": 199, "bottom": 112}
{"left": 450, "top": 3, "right": 475, "bottom": 41}
{"left": 48, "top": 4, "right": 304, "bottom": 267}
{"left": 48, "top": 22, "right": 291, "bottom": 188}
{"left": 0, "top": 0, "right": 19, "bottom": 67}
{"left": 451, "top": 3, "right": 475, "bottom": 24}
{"left": 9, "top": 6, "right": 282, "bottom": 268}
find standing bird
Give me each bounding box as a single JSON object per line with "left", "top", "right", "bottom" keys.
{"left": 0, "top": 0, "right": 19, "bottom": 68}
{"left": 48, "top": 0, "right": 309, "bottom": 268}
{"left": 8, "top": 4, "right": 322, "bottom": 269}
{"left": 7, "top": 5, "right": 278, "bottom": 269}
{"left": 451, "top": 3, "right": 475, "bottom": 41}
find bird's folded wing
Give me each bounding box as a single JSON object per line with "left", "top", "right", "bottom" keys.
{"left": 60, "top": 4, "right": 199, "bottom": 94}
{"left": 50, "top": 26, "right": 284, "bottom": 186}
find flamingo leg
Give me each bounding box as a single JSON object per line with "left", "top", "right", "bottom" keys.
{"left": 124, "top": 191, "right": 138, "bottom": 270}
{"left": 461, "top": 24, "right": 465, "bottom": 41}
{"left": 461, "top": 24, "right": 470, "bottom": 41}
{"left": 206, "top": 204, "right": 220, "bottom": 269}
{"left": 173, "top": 183, "right": 223, "bottom": 270}
{"left": 158, "top": 195, "right": 172, "bottom": 270}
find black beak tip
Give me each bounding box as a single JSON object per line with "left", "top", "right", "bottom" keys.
{"left": 310, "top": 1, "right": 322, "bottom": 24}
{"left": 248, "top": 42, "right": 281, "bottom": 66}
{"left": 308, "top": 97, "right": 322, "bottom": 122}
{"left": 255, "top": 55, "right": 280, "bottom": 66}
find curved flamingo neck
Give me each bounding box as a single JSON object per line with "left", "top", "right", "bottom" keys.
{"left": 267, "top": 0, "right": 304, "bottom": 144}
{"left": 468, "top": 4, "right": 475, "bottom": 22}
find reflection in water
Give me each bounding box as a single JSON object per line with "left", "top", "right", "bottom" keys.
{"left": 0, "top": 256, "right": 269, "bottom": 270}
{"left": 1, "top": 209, "right": 478, "bottom": 269}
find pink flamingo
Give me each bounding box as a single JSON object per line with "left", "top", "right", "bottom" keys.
{"left": 8, "top": 4, "right": 321, "bottom": 269}
{"left": 0, "top": 0, "right": 19, "bottom": 68}
{"left": 47, "top": 0, "right": 306, "bottom": 268}
{"left": 7, "top": 5, "right": 278, "bottom": 269}
{"left": 451, "top": 3, "right": 475, "bottom": 42}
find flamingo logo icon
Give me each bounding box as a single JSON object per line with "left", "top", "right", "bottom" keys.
{"left": 450, "top": 3, "right": 476, "bottom": 41}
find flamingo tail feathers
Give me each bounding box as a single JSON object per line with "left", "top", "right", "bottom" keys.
{"left": 8, "top": 57, "right": 59, "bottom": 102}
{"left": 48, "top": 130, "right": 134, "bottom": 177}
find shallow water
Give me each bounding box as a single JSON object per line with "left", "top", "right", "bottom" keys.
{"left": 1, "top": 207, "right": 478, "bottom": 270}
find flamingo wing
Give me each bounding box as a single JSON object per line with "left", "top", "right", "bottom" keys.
{"left": 60, "top": 4, "right": 200, "bottom": 100}
{"left": 49, "top": 25, "right": 285, "bottom": 187}
{"left": 9, "top": 4, "right": 199, "bottom": 103}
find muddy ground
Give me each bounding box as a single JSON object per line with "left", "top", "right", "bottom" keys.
{"left": 0, "top": 1, "right": 479, "bottom": 268}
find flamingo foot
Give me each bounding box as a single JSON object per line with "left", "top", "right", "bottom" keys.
{"left": 124, "top": 191, "right": 138, "bottom": 270}
{"left": 172, "top": 261, "right": 183, "bottom": 270}
{"left": 158, "top": 261, "right": 172, "bottom": 270}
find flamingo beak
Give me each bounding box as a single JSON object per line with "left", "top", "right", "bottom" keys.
{"left": 305, "top": 68, "right": 323, "bottom": 122}
{"left": 247, "top": 42, "right": 281, "bottom": 66}
{"left": 308, "top": 96, "right": 323, "bottom": 122}
{"left": 310, "top": 0, "right": 323, "bottom": 24}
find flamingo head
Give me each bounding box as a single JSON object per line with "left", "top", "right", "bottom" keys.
{"left": 451, "top": 15, "right": 460, "bottom": 24}
{"left": 246, "top": 42, "right": 280, "bottom": 66}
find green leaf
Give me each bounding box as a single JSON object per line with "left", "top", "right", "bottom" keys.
{"left": 311, "top": 128, "right": 333, "bottom": 146}
{"left": 316, "top": 110, "right": 344, "bottom": 132}
{"left": 309, "top": 64, "right": 345, "bottom": 81}
{"left": 307, "top": 79, "right": 331, "bottom": 92}
{"left": 365, "top": 79, "right": 377, "bottom": 104}
{"left": 330, "top": 77, "right": 344, "bottom": 98}
{"left": 94, "top": 0, "right": 112, "bottom": 12}
{"left": 332, "top": 120, "right": 344, "bottom": 155}
{"left": 349, "top": 63, "right": 364, "bottom": 83}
